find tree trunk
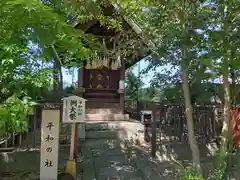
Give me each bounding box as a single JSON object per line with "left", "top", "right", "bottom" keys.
{"left": 219, "top": 71, "right": 233, "bottom": 178}
{"left": 221, "top": 72, "right": 232, "bottom": 154}
{"left": 230, "top": 67, "right": 236, "bottom": 106}
{"left": 59, "top": 64, "right": 63, "bottom": 93}
{"left": 53, "top": 60, "right": 59, "bottom": 91}
{"left": 53, "top": 60, "right": 63, "bottom": 93}
{"left": 180, "top": 7, "right": 202, "bottom": 174}
{"left": 52, "top": 44, "right": 63, "bottom": 93}
{"left": 181, "top": 71, "right": 202, "bottom": 175}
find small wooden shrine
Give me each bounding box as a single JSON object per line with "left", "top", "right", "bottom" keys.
{"left": 74, "top": 3, "right": 149, "bottom": 115}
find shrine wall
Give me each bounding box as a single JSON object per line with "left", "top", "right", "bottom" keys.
{"left": 83, "top": 67, "right": 120, "bottom": 89}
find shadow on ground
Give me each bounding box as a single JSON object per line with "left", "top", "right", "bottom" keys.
{"left": 78, "top": 121, "right": 180, "bottom": 180}
{"left": 1, "top": 120, "right": 240, "bottom": 180}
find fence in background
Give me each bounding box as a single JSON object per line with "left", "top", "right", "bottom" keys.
{"left": 125, "top": 100, "right": 226, "bottom": 157}
{"left": 0, "top": 114, "right": 36, "bottom": 151}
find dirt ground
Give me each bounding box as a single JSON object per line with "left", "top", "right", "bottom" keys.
{"left": 1, "top": 146, "right": 70, "bottom": 180}
{"left": 1, "top": 143, "right": 240, "bottom": 180}
{"left": 1, "top": 120, "right": 240, "bottom": 180}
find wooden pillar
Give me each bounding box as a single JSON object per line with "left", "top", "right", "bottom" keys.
{"left": 78, "top": 64, "right": 84, "bottom": 96}
{"left": 77, "top": 64, "right": 85, "bottom": 143}
{"left": 74, "top": 64, "right": 85, "bottom": 159}
{"left": 151, "top": 110, "right": 157, "bottom": 157}
{"left": 119, "top": 61, "right": 125, "bottom": 114}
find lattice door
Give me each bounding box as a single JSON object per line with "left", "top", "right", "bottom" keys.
{"left": 88, "top": 69, "right": 110, "bottom": 88}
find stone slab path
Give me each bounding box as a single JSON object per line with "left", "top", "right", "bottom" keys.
{"left": 77, "top": 139, "right": 146, "bottom": 180}
{"left": 77, "top": 139, "right": 178, "bottom": 180}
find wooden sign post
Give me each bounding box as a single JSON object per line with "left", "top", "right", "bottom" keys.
{"left": 40, "top": 105, "right": 60, "bottom": 180}
{"left": 62, "top": 95, "right": 86, "bottom": 178}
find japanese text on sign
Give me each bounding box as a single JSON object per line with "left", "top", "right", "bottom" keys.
{"left": 45, "top": 122, "right": 54, "bottom": 167}
{"left": 62, "top": 96, "right": 86, "bottom": 123}
{"left": 77, "top": 100, "right": 83, "bottom": 116}
{"left": 69, "top": 100, "right": 77, "bottom": 121}
{"left": 40, "top": 110, "right": 60, "bottom": 180}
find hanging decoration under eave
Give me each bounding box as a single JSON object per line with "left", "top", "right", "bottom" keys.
{"left": 84, "top": 53, "right": 122, "bottom": 70}
{"left": 85, "top": 60, "right": 91, "bottom": 69}
{"left": 116, "top": 53, "right": 121, "bottom": 69}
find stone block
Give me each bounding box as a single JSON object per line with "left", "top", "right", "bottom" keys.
{"left": 78, "top": 159, "right": 96, "bottom": 180}
{"left": 78, "top": 123, "right": 85, "bottom": 141}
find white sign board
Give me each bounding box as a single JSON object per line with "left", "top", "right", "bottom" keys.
{"left": 40, "top": 110, "right": 60, "bottom": 180}
{"left": 119, "top": 80, "right": 125, "bottom": 89}
{"left": 62, "top": 95, "right": 86, "bottom": 123}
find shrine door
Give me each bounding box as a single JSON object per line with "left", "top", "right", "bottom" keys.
{"left": 83, "top": 67, "right": 120, "bottom": 108}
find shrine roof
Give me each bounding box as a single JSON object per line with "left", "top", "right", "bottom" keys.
{"left": 72, "top": 3, "right": 151, "bottom": 68}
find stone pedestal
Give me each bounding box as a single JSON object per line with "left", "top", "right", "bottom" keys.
{"left": 78, "top": 123, "right": 85, "bottom": 141}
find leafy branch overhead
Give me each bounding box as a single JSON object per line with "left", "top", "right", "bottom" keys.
{"left": 0, "top": 0, "right": 103, "bottom": 134}
{"left": 119, "top": 0, "right": 240, "bottom": 177}
{"left": 0, "top": 0, "right": 147, "bottom": 134}
{"left": 0, "top": 0, "right": 114, "bottom": 65}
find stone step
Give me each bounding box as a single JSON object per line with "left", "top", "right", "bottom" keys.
{"left": 84, "top": 121, "right": 127, "bottom": 139}
{"left": 85, "top": 121, "right": 123, "bottom": 131}
{"left": 86, "top": 108, "right": 121, "bottom": 114}
{"left": 84, "top": 120, "right": 144, "bottom": 140}
{"left": 85, "top": 114, "right": 129, "bottom": 121}
{"left": 22, "top": 120, "right": 143, "bottom": 147}
{"left": 85, "top": 129, "right": 126, "bottom": 139}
